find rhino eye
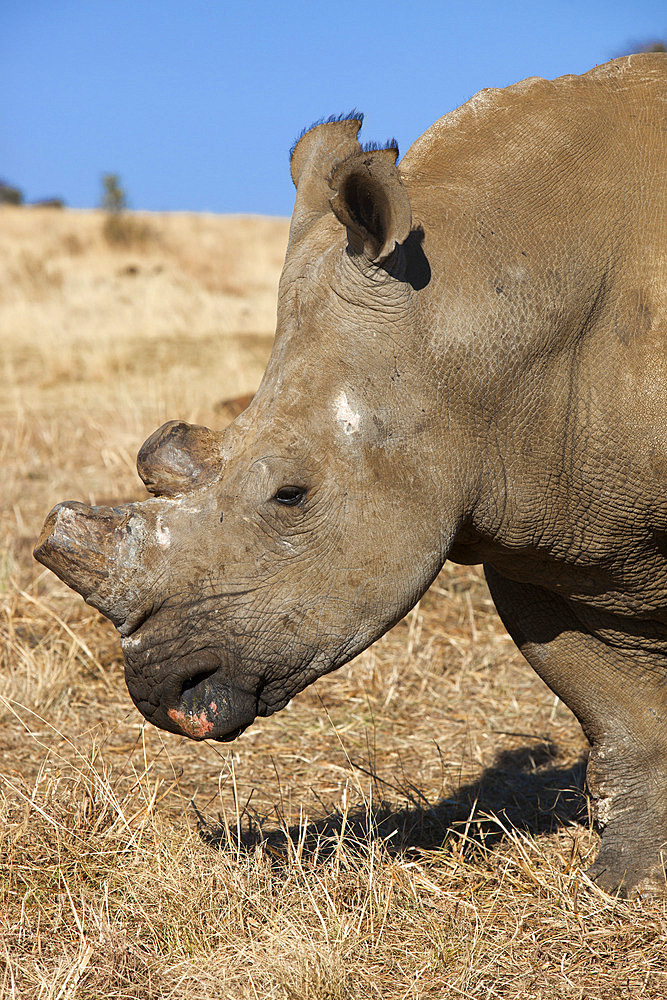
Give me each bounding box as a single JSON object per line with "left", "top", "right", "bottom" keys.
{"left": 273, "top": 486, "right": 306, "bottom": 506}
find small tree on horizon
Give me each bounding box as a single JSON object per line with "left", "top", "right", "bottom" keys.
{"left": 100, "top": 172, "right": 153, "bottom": 247}
{"left": 100, "top": 173, "right": 128, "bottom": 215}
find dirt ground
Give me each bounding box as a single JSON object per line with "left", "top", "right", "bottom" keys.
{"left": 1, "top": 206, "right": 665, "bottom": 998}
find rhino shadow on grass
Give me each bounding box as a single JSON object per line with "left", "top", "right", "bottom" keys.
{"left": 196, "top": 742, "right": 588, "bottom": 865}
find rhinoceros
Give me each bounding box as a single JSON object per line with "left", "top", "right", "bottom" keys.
{"left": 35, "top": 54, "right": 666, "bottom": 895}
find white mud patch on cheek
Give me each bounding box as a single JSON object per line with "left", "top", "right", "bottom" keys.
{"left": 334, "top": 392, "right": 360, "bottom": 435}
{"left": 156, "top": 517, "right": 171, "bottom": 547}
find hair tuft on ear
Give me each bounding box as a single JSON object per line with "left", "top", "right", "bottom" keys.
{"left": 289, "top": 111, "right": 364, "bottom": 162}
{"left": 361, "top": 138, "right": 399, "bottom": 156}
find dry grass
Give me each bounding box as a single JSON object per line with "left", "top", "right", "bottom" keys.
{"left": 1, "top": 205, "right": 666, "bottom": 998}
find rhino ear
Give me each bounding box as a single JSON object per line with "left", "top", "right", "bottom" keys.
{"left": 329, "top": 145, "right": 412, "bottom": 263}
{"left": 288, "top": 116, "right": 364, "bottom": 246}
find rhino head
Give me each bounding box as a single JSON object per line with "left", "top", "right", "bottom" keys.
{"left": 35, "top": 116, "right": 466, "bottom": 741}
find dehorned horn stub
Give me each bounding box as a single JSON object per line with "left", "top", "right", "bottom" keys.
{"left": 34, "top": 501, "right": 112, "bottom": 599}
{"left": 34, "top": 501, "right": 146, "bottom": 630}
{"left": 136, "top": 420, "right": 221, "bottom": 497}
{"left": 34, "top": 499, "right": 164, "bottom": 633}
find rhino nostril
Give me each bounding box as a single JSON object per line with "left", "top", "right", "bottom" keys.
{"left": 180, "top": 665, "right": 218, "bottom": 698}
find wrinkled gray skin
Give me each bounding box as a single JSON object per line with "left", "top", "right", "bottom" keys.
{"left": 35, "top": 55, "right": 666, "bottom": 896}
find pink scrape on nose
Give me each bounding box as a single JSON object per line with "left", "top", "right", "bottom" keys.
{"left": 167, "top": 707, "right": 215, "bottom": 738}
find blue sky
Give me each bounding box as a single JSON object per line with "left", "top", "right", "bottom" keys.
{"left": 3, "top": 1, "right": 665, "bottom": 216}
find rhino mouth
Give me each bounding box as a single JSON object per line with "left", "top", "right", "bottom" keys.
{"left": 167, "top": 663, "right": 256, "bottom": 741}
{"left": 122, "top": 638, "right": 260, "bottom": 742}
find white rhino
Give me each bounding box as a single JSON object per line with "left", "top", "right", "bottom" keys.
{"left": 36, "top": 54, "right": 666, "bottom": 895}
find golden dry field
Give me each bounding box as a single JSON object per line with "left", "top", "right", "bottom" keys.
{"left": 1, "top": 205, "right": 666, "bottom": 998}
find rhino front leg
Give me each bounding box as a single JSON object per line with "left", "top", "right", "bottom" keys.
{"left": 484, "top": 565, "right": 667, "bottom": 897}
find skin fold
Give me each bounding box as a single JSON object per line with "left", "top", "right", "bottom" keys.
{"left": 35, "top": 54, "right": 666, "bottom": 896}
